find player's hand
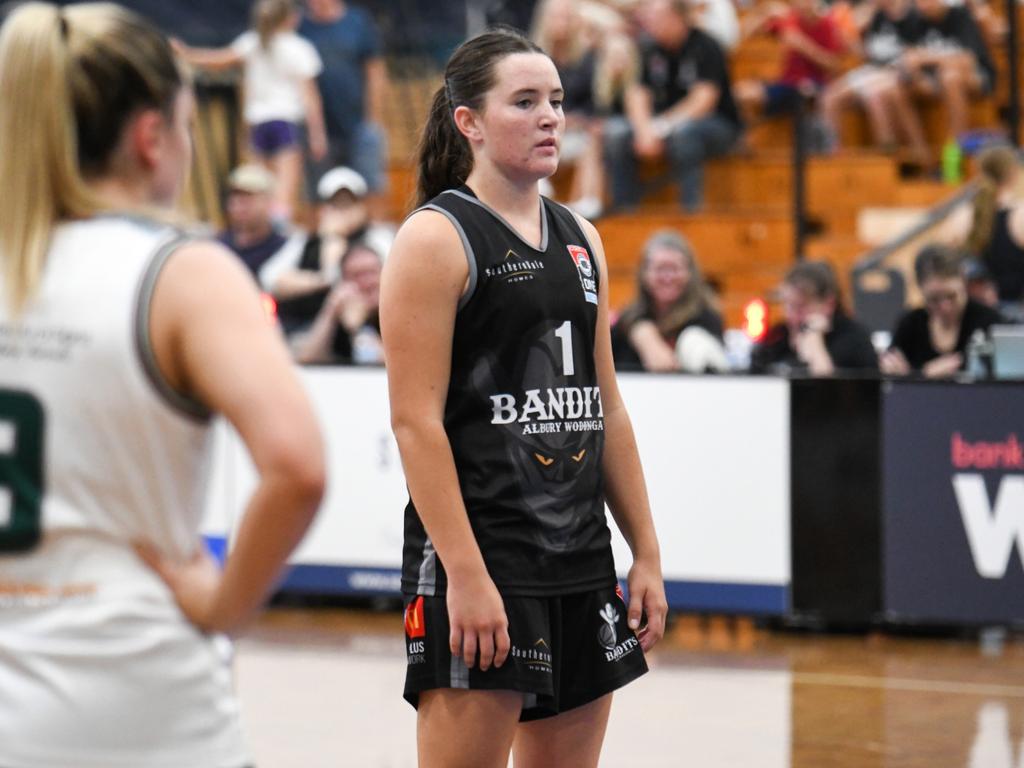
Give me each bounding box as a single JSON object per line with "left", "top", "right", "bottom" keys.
{"left": 446, "top": 573, "right": 510, "bottom": 672}
{"left": 135, "top": 540, "right": 223, "bottom": 633}
{"left": 626, "top": 557, "right": 668, "bottom": 652}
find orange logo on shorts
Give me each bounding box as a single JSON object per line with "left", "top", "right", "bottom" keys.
{"left": 405, "top": 596, "right": 426, "bottom": 638}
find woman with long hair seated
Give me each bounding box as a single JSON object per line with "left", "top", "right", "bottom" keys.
{"left": 611, "top": 229, "right": 726, "bottom": 372}
{"left": 881, "top": 243, "right": 1003, "bottom": 377}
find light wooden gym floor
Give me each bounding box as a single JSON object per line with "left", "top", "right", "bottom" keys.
{"left": 233, "top": 607, "right": 1024, "bottom": 767}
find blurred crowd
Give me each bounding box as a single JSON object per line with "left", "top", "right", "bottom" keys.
{"left": 172, "top": 0, "right": 1021, "bottom": 377}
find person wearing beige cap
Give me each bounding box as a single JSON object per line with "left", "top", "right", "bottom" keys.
{"left": 217, "top": 163, "right": 305, "bottom": 281}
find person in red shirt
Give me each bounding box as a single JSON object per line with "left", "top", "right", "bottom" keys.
{"left": 736, "top": 0, "right": 848, "bottom": 118}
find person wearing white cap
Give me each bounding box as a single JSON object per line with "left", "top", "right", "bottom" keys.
{"left": 259, "top": 165, "right": 394, "bottom": 337}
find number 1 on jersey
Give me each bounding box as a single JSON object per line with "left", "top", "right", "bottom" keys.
{"left": 554, "top": 320, "right": 575, "bottom": 377}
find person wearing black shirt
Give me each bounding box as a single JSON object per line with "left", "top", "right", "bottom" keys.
{"left": 611, "top": 229, "right": 725, "bottom": 371}
{"left": 380, "top": 28, "right": 665, "bottom": 768}
{"left": 882, "top": 243, "right": 1003, "bottom": 376}
{"left": 604, "top": 0, "right": 741, "bottom": 211}
{"left": 902, "top": 0, "right": 995, "bottom": 143}
{"left": 750, "top": 261, "right": 879, "bottom": 375}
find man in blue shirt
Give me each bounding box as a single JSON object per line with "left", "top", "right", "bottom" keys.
{"left": 300, "top": 0, "right": 388, "bottom": 196}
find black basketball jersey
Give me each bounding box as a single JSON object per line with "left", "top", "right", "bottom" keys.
{"left": 401, "top": 186, "right": 616, "bottom": 597}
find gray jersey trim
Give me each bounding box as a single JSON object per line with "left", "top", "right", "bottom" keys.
{"left": 450, "top": 654, "right": 470, "bottom": 689}
{"left": 560, "top": 202, "right": 602, "bottom": 296}
{"left": 417, "top": 536, "right": 438, "bottom": 596}
{"left": 134, "top": 233, "right": 212, "bottom": 422}
{"left": 416, "top": 204, "right": 478, "bottom": 312}
{"left": 445, "top": 189, "right": 549, "bottom": 253}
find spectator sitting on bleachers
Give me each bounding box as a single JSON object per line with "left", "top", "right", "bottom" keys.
{"left": 531, "top": 0, "right": 609, "bottom": 219}
{"left": 750, "top": 260, "right": 878, "bottom": 375}
{"left": 611, "top": 229, "right": 726, "bottom": 371}
{"left": 604, "top": 0, "right": 743, "bottom": 212}
{"left": 299, "top": 0, "right": 388, "bottom": 198}
{"left": 691, "top": 0, "right": 740, "bottom": 52}
{"left": 261, "top": 166, "right": 394, "bottom": 335}
{"left": 962, "top": 145, "right": 1024, "bottom": 314}
{"left": 880, "top": 243, "right": 1003, "bottom": 377}
{"left": 819, "top": 0, "right": 933, "bottom": 169}
{"left": 217, "top": 164, "right": 305, "bottom": 282}
{"left": 735, "top": 0, "right": 848, "bottom": 123}
{"left": 292, "top": 241, "right": 383, "bottom": 365}
{"left": 901, "top": 0, "right": 995, "bottom": 152}
{"left": 173, "top": 0, "right": 327, "bottom": 223}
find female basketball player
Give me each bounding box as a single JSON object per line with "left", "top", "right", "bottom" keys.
{"left": 0, "top": 5, "right": 324, "bottom": 767}
{"left": 380, "top": 28, "right": 667, "bottom": 768}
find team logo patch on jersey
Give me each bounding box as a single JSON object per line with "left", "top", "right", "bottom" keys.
{"left": 567, "top": 245, "right": 598, "bottom": 304}
{"left": 405, "top": 596, "right": 426, "bottom": 638}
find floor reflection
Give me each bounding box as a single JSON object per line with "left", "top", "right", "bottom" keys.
{"left": 234, "top": 609, "right": 1024, "bottom": 768}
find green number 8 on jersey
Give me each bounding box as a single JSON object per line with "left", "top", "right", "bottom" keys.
{"left": 0, "top": 389, "right": 44, "bottom": 553}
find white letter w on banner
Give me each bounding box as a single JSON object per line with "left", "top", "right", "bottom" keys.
{"left": 953, "top": 474, "right": 1024, "bottom": 579}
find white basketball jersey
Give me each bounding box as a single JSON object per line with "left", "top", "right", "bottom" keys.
{"left": 0, "top": 216, "right": 249, "bottom": 767}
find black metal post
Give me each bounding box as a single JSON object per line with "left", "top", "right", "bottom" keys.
{"left": 1008, "top": 0, "right": 1020, "bottom": 147}
{"left": 793, "top": 96, "right": 808, "bottom": 261}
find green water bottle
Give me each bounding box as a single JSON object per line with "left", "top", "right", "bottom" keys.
{"left": 941, "top": 139, "right": 962, "bottom": 184}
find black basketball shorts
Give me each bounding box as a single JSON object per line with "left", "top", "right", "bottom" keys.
{"left": 402, "top": 585, "right": 648, "bottom": 721}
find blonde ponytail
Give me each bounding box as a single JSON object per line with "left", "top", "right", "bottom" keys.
{"left": 966, "top": 145, "right": 1020, "bottom": 258}
{"left": 0, "top": 4, "right": 94, "bottom": 313}
{"left": 0, "top": 2, "right": 181, "bottom": 314}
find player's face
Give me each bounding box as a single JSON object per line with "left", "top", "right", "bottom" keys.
{"left": 474, "top": 53, "right": 564, "bottom": 182}
{"left": 152, "top": 88, "right": 194, "bottom": 206}
{"left": 643, "top": 246, "right": 691, "bottom": 309}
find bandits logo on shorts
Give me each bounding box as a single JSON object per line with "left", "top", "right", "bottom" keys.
{"left": 597, "top": 601, "right": 640, "bottom": 663}
{"left": 567, "top": 245, "right": 598, "bottom": 305}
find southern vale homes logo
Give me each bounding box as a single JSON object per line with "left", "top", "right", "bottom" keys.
{"left": 484, "top": 249, "right": 545, "bottom": 284}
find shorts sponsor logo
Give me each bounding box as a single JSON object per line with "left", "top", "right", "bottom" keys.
{"left": 405, "top": 596, "right": 425, "bottom": 638}
{"left": 511, "top": 637, "right": 553, "bottom": 674}
{"left": 405, "top": 596, "right": 427, "bottom": 664}
{"left": 598, "top": 602, "right": 639, "bottom": 663}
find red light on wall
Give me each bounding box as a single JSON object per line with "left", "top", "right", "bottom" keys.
{"left": 743, "top": 298, "right": 768, "bottom": 342}
{"left": 260, "top": 293, "right": 278, "bottom": 323}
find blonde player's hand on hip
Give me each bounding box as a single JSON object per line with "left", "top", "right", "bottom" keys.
{"left": 136, "top": 541, "right": 224, "bottom": 633}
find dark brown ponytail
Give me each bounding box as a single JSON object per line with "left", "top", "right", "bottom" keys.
{"left": 415, "top": 27, "right": 545, "bottom": 207}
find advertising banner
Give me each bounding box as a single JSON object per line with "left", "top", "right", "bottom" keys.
{"left": 207, "top": 368, "right": 791, "bottom": 612}
{"left": 883, "top": 381, "right": 1024, "bottom": 624}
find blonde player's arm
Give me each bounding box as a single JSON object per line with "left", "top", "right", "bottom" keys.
{"left": 380, "top": 210, "right": 510, "bottom": 672}
{"left": 582, "top": 217, "right": 668, "bottom": 652}
{"left": 137, "top": 240, "right": 325, "bottom": 635}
